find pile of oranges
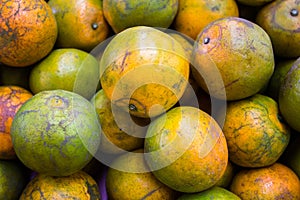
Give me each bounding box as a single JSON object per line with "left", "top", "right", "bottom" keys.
{"left": 1, "top": 0, "right": 300, "bottom": 199}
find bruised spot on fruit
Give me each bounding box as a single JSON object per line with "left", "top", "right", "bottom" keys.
{"left": 46, "top": 95, "right": 69, "bottom": 109}
{"left": 91, "top": 23, "right": 98, "bottom": 30}
{"left": 290, "top": 8, "right": 299, "bottom": 17}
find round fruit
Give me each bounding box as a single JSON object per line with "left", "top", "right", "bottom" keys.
{"left": 0, "top": 86, "right": 32, "bottom": 159}
{"left": 103, "top": 0, "right": 178, "bottom": 33}
{"left": 29, "top": 48, "right": 99, "bottom": 99}
{"left": 230, "top": 163, "right": 300, "bottom": 199}
{"left": 174, "top": 0, "right": 239, "bottom": 40}
{"left": 106, "top": 149, "right": 176, "bottom": 199}
{"left": 0, "top": 0, "right": 57, "bottom": 67}
{"left": 222, "top": 94, "right": 290, "bottom": 168}
{"left": 267, "top": 58, "right": 296, "bottom": 100}
{"left": 48, "top": 0, "right": 110, "bottom": 51}
{"left": 0, "top": 160, "right": 27, "bottom": 200}
{"left": 100, "top": 26, "right": 190, "bottom": 118}
{"left": 256, "top": 0, "right": 300, "bottom": 58}
{"left": 177, "top": 186, "right": 241, "bottom": 200}
{"left": 144, "top": 106, "right": 228, "bottom": 193}
{"left": 192, "top": 17, "right": 274, "bottom": 100}
{"left": 11, "top": 90, "right": 100, "bottom": 176}
{"left": 279, "top": 57, "right": 300, "bottom": 132}
{"left": 20, "top": 171, "right": 100, "bottom": 199}
{"left": 91, "top": 89, "right": 145, "bottom": 154}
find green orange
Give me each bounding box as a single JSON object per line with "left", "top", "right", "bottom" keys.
{"left": 103, "top": 0, "right": 178, "bottom": 33}
{"left": 279, "top": 57, "right": 300, "bottom": 131}
{"left": 0, "top": 0, "right": 57, "bottom": 67}
{"left": 256, "top": 0, "right": 300, "bottom": 58}
{"left": 222, "top": 94, "right": 290, "bottom": 168}
{"left": 11, "top": 90, "right": 100, "bottom": 176}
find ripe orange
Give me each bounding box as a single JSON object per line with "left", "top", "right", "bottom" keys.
{"left": 144, "top": 106, "right": 228, "bottom": 193}
{"left": 192, "top": 17, "right": 274, "bottom": 101}
{"left": 230, "top": 163, "right": 300, "bottom": 199}
{"left": 279, "top": 57, "right": 300, "bottom": 132}
{"left": 174, "top": 0, "right": 239, "bottom": 40}
{"left": 29, "top": 48, "right": 100, "bottom": 100}
{"left": 103, "top": 0, "right": 178, "bottom": 33}
{"left": 48, "top": 0, "right": 110, "bottom": 52}
{"left": 0, "top": 86, "right": 32, "bottom": 159}
{"left": 100, "top": 26, "right": 190, "bottom": 118}
{"left": 256, "top": 0, "right": 300, "bottom": 58}
{"left": 106, "top": 149, "right": 176, "bottom": 199}
{"left": 20, "top": 171, "right": 100, "bottom": 199}
{"left": 223, "top": 94, "right": 290, "bottom": 168}
{"left": 0, "top": 0, "right": 57, "bottom": 67}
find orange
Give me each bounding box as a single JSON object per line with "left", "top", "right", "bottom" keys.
{"left": 106, "top": 149, "right": 176, "bottom": 199}
{"left": 222, "top": 94, "right": 290, "bottom": 168}
{"left": 0, "top": 160, "right": 27, "bottom": 200}
{"left": 279, "top": 57, "right": 300, "bottom": 132}
{"left": 144, "top": 106, "right": 228, "bottom": 193}
{"left": 267, "top": 58, "right": 296, "bottom": 100}
{"left": 103, "top": 0, "right": 178, "bottom": 33}
{"left": 48, "top": 0, "right": 110, "bottom": 52}
{"left": 100, "top": 26, "right": 190, "bottom": 118}
{"left": 177, "top": 186, "right": 241, "bottom": 200}
{"left": 91, "top": 89, "right": 146, "bottom": 154}
{"left": 20, "top": 171, "right": 100, "bottom": 199}
{"left": 0, "top": 86, "right": 32, "bottom": 159}
{"left": 0, "top": 0, "right": 57, "bottom": 67}
{"left": 256, "top": 0, "right": 300, "bottom": 58}
{"left": 192, "top": 17, "right": 275, "bottom": 101}
{"left": 29, "top": 48, "right": 100, "bottom": 100}
{"left": 174, "top": 0, "right": 239, "bottom": 40}
{"left": 230, "top": 163, "right": 300, "bottom": 199}
{"left": 10, "top": 90, "right": 100, "bottom": 176}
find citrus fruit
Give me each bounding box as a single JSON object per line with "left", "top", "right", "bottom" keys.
{"left": 279, "top": 58, "right": 300, "bottom": 132}
{"left": 267, "top": 58, "right": 296, "bottom": 100}
{"left": 177, "top": 186, "right": 241, "bottom": 200}
{"left": 0, "top": 0, "right": 57, "bottom": 67}
{"left": 100, "top": 26, "right": 190, "bottom": 118}
{"left": 144, "top": 106, "right": 228, "bottom": 193}
{"left": 230, "top": 163, "right": 300, "bottom": 199}
{"left": 29, "top": 48, "right": 100, "bottom": 100}
{"left": 106, "top": 149, "right": 176, "bottom": 199}
{"left": 0, "top": 160, "right": 27, "bottom": 200}
{"left": 192, "top": 17, "right": 275, "bottom": 101}
{"left": 256, "top": 0, "right": 300, "bottom": 58}
{"left": 237, "top": 0, "right": 274, "bottom": 6}
{"left": 0, "top": 65, "right": 31, "bottom": 90}
{"left": 103, "top": 0, "right": 178, "bottom": 33}
{"left": 91, "top": 89, "right": 146, "bottom": 154}
{"left": 174, "top": 0, "right": 239, "bottom": 40}
{"left": 222, "top": 94, "right": 290, "bottom": 168}
{"left": 48, "top": 0, "right": 110, "bottom": 52}
{"left": 20, "top": 171, "right": 100, "bottom": 199}
{"left": 10, "top": 90, "right": 100, "bottom": 176}
{"left": 0, "top": 86, "right": 32, "bottom": 159}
